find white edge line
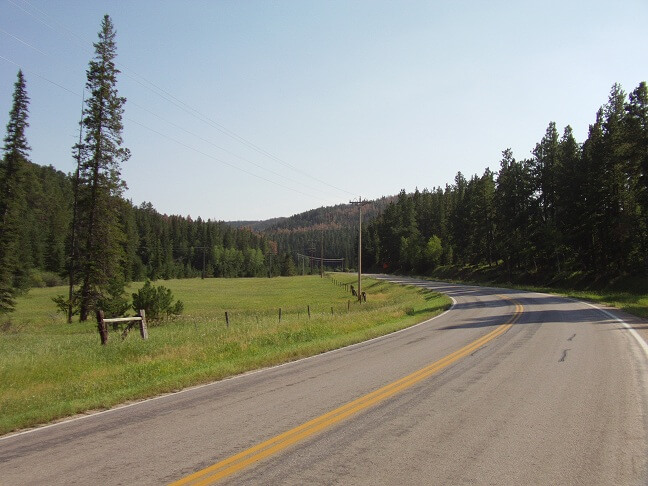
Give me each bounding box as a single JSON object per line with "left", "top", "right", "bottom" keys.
{"left": 0, "top": 284, "right": 456, "bottom": 442}
{"left": 382, "top": 276, "right": 648, "bottom": 360}
{"left": 504, "top": 288, "right": 648, "bottom": 360}
{"left": 380, "top": 277, "right": 647, "bottom": 358}
{"left": 578, "top": 299, "right": 648, "bottom": 358}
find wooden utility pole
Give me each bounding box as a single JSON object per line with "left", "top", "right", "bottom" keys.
{"left": 350, "top": 197, "right": 369, "bottom": 302}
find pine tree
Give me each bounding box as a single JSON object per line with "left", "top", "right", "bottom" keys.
{"left": 555, "top": 125, "right": 584, "bottom": 269}
{"left": 624, "top": 82, "right": 648, "bottom": 272}
{"left": 494, "top": 149, "right": 535, "bottom": 275}
{"left": 532, "top": 122, "right": 560, "bottom": 223}
{"left": 600, "top": 84, "right": 636, "bottom": 272}
{"left": 581, "top": 109, "right": 606, "bottom": 271}
{"left": 530, "top": 122, "right": 560, "bottom": 271}
{"left": 75, "top": 15, "right": 130, "bottom": 320}
{"left": 0, "top": 70, "right": 30, "bottom": 314}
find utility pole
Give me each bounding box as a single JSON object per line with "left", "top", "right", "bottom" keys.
{"left": 68, "top": 91, "right": 84, "bottom": 323}
{"left": 350, "top": 197, "right": 369, "bottom": 302}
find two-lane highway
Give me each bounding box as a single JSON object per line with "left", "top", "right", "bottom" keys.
{"left": 1, "top": 278, "right": 647, "bottom": 485}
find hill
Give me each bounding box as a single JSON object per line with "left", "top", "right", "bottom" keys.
{"left": 226, "top": 197, "right": 396, "bottom": 270}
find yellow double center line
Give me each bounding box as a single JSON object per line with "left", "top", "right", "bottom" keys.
{"left": 172, "top": 297, "right": 524, "bottom": 485}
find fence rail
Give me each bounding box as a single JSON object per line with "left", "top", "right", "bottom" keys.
{"left": 96, "top": 309, "right": 148, "bottom": 345}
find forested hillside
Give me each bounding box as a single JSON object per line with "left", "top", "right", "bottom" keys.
{"left": 0, "top": 159, "right": 281, "bottom": 285}
{"left": 363, "top": 83, "right": 648, "bottom": 285}
{"left": 230, "top": 197, "right": 395, "bottom": 271}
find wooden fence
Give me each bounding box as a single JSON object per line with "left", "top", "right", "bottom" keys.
{"left": 96, "top": 309, "right": 148, "bottom": 345}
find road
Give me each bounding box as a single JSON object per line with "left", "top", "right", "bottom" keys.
{"left": 1, "top": 277, "right": 647, "bottom": 485}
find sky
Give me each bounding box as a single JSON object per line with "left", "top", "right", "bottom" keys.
{"left": 1, "top": 0, "right": 647, "bottom": 222}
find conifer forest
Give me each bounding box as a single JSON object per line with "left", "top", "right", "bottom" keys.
{"left": 362, "top": 82, "right": 648, "bottom": 282}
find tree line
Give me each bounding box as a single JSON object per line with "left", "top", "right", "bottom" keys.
{"left": 0, "top": 16, "right": 291, "bottom": 318}
{"left": 258, "top": 197, "right": 394, "bottom": 272}
{"left": 363, "top": 82, "right": 648, "bottom": 282}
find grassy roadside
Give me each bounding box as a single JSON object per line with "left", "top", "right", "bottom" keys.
{"left": 426, "top": 265, "right": 648, "bottom": 319}
{"left": 0, "top": 275, "right": 450, "bottom": 436}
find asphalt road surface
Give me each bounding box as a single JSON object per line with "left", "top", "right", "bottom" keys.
{"left": 2, "top": 277, "right": 647, "bottom": 485}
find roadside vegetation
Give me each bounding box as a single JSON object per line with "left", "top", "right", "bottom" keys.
{"left": 0, "top": 275, "right": 450, "bottom": 435}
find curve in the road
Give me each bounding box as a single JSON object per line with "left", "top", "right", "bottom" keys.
{"left": 172, "top": 296, "right": 523, "bottom": 485}
{"left": 1, "top": 277, "right": 646, "bottom": 486}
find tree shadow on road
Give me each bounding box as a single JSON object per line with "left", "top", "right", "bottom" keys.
{"left": 439, "top": 308, "right": 612, "bottom": 330}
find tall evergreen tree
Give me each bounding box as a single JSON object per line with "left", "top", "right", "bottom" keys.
{"left": 532, "top": 122, "right": 560, "bottom": 222}
{"left": 494, "top": 150, "right": 535, "bottom": 274}
{"left": 555, "top": 125, "right": 584, "bottom": 268}
{"left": 530, "top": 122, "right": 560, "bottom": 270}
{"left": 0, "top": 70, "right": 30, "bottom": 313}
{"left": 624, "top": 82, "right": 648, "bottom": 271}
{"left": 600, "top": 84, "right": 637, "bottom": 272}
{"left": 75, "top": 15, "right": 130, "bottom": 320}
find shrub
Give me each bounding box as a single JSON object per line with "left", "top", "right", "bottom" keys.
{"left": 132, "top": 280, "right": 184, "bottom": 320}
{"left": 29, "top": 270, "right": 66, "bottom": 288}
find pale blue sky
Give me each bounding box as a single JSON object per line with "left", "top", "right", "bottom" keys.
{"left": 1, "top": 0, "right": 647, "bottom": 221}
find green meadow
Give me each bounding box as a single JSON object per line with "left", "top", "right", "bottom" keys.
{"left": 0, "top": 275, "right": 450, "bottom": 435}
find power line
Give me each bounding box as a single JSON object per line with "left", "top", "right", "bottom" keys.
{"left": 125, "top": 118, "right": 330, "bottom": 202}
{"left": 8, "top": 0, "right": 357, "bottom": 199}
{"left": 0, "top": 54, "right": 338, "bottom": 204}
{"left": 0, "top": 55, "right": 80, "bottom": 96}
{"left": 0, "top": 27, "right": 47, "bottom": 56}
{"left": 7, "top": 0, "right": 91, "bottom": 53}
{"left": 127, "top": 100, "right": 326, "bottom": 196}
{"left": 0, "top": 25, "right": 336, "bottom": 200}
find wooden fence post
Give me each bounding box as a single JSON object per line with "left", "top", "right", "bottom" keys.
{"left": 279, "top": 308, "right": 282, "bottom": 323}
{"left": 97, "top": 310, "right": 107, "bottom": 345}
{"left": 307, "top": 305, "right": 311, "bottom": 319}
{"left": 138, "top": 309, "right": 148, "bottom": 340}
{"left": 225, "top": 311, "right": 230, "bottom": 328}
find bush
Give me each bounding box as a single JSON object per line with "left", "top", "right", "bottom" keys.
{"left": 30, "top": 270, "right": 66, "bottom": 288}
{"left": 132, "top": 280, "right": 184, "bottom": 320}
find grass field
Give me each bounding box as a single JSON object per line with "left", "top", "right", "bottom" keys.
{"left": 0, "top": 274, "right": 450, "bottom": 435}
